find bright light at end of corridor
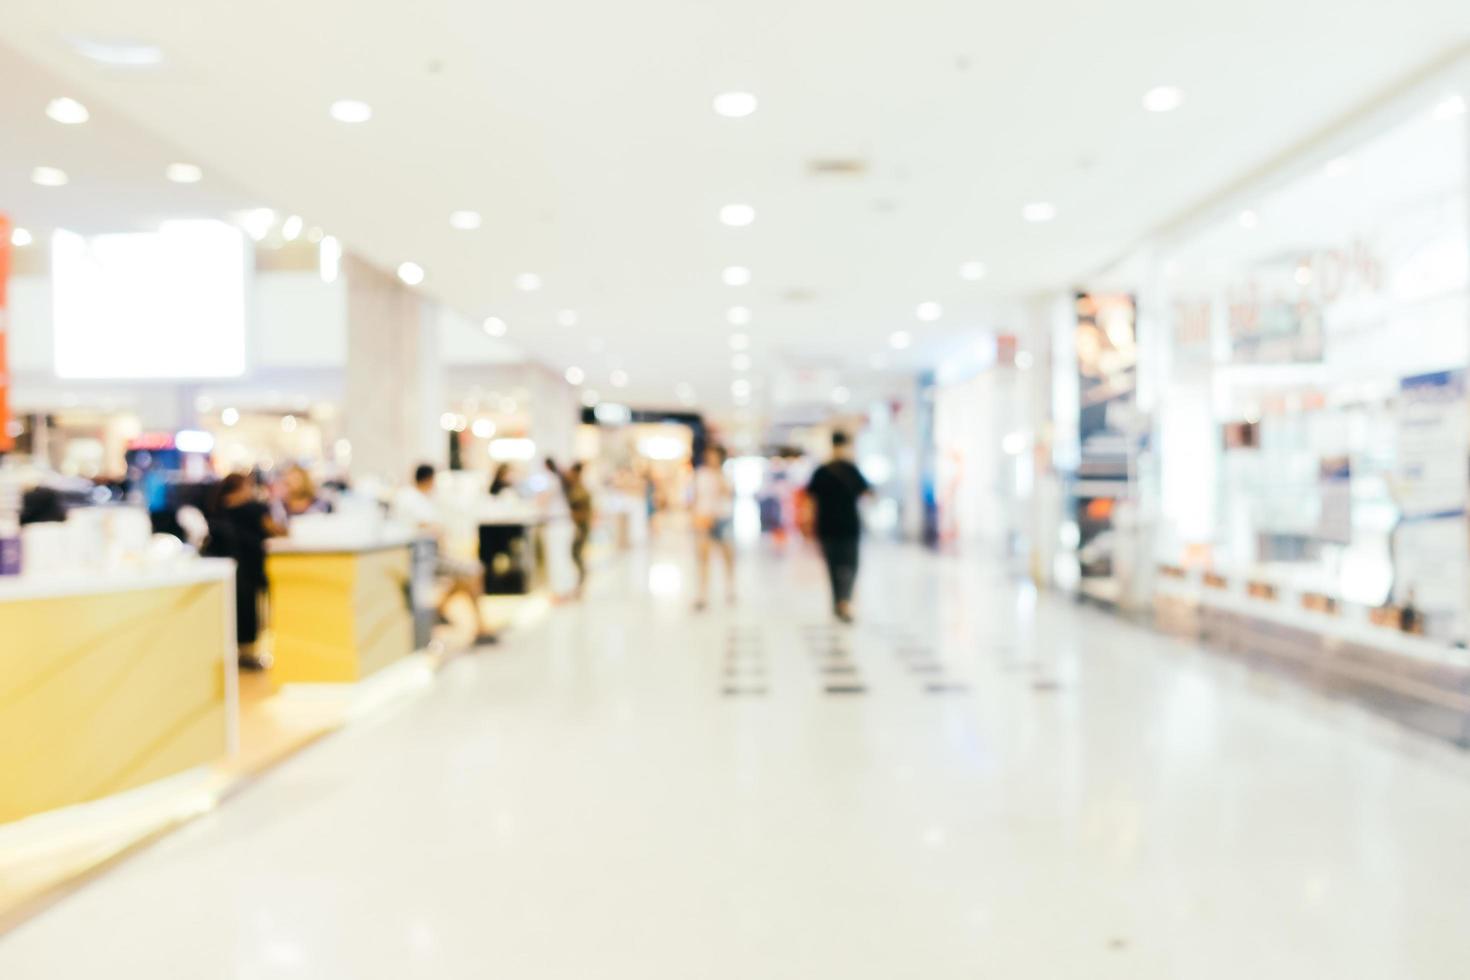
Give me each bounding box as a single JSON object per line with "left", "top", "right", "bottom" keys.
{"left": 1238, "top": 210, "right": 1260, "bottom": 230}
{"left": 1141, "top": 85, "right": 1185, "bottom": 113}
{"left": 648, "top": 562, "right": 683, "bottom": 597}
{"left": 712, "top": 92, "right": 759, "bottom": 118}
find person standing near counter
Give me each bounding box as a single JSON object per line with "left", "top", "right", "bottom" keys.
{"left": 564, "top": 463, "right": 594, "bottom": 599}
{"left": 393, "top": 464, "right": 498, "bottom": 647}
{"left": 691, "top": 444, "right": 736, "bottom": 611}
{"left": 204, "top": 473, "right": 285, "bottom": 670}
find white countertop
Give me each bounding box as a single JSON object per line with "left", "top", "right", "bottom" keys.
{"left": 268, "top": 531, "right": 418, "bottom": 556}
{"left": 0, "top": 559, "right": 236, "bottom": 603}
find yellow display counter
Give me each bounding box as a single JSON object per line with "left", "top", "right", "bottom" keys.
{"left": 265, "top": 539, "right": 415, "bottom": 685}
{"left": 0, "top": 561, "right": 237, "bottom": 825}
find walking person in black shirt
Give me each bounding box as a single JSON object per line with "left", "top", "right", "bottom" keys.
{"left": 805, "top": 432, "right": 871, "bottom": 623}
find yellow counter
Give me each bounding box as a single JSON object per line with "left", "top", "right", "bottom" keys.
{"left": 266, "top": 541, "right": 415, "bottom": 685}
{"left": 0, "top": 562, "right": 237, "bottom": 825}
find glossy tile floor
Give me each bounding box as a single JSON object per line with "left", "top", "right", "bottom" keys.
{"left": 6, "top": 538, "right": 1470, "bottom": 978}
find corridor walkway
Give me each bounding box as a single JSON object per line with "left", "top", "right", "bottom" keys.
{"left": 4, "top": 540, "right": 1470, "bottom": 978}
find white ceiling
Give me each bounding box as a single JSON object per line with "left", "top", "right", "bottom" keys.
{"left": 2, "top": 2, "right": 1468, "bottom": 410}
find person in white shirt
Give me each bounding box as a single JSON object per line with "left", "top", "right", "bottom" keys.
{"left": 393, "top": 464, "right": 497, "bottom": 646}
{"left": 691, "top": 444, "right": 736, "bottom": 610}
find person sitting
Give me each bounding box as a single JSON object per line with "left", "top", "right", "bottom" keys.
{"left": 392, "top": 463, "right": 498, "bottom": 647}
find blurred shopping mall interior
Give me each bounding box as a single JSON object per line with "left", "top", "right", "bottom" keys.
{"left": 3, "top": 4, "right": 1470, "bottom": 977}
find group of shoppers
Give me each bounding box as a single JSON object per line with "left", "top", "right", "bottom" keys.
{"left": 692, "top": 431, "right": 871, "bottom": 623}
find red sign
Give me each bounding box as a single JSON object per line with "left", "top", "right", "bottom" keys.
{"left": 0, "top": 213, "right": 11, "bottom": 453}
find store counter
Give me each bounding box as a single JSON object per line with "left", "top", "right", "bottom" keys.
{"left": 0, "top": 560, "right": 237, "bottom": 824}
{"left": 266, "top": 536, "right": 416, "bottom": 685}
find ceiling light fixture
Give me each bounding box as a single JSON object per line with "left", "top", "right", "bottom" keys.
{"left": 712, "top": 91, "right": 758, "bottom": 118}
{"left": 46, "top": 97, "right": 90, "bottom": 125}
{"left": 556, "top": 309, "right": 578, "bottom": 327}
{"left": 165, "top": 162, "right": 203, "bottom": 183}
{"left": 66, "top": 36, "right": 164, "bottom": 68}
{"left": 889, "top": 330, "right": 912, "bottom": 350}
{"left": 319, "top": 236, "right": 342, "bottom": 283}
{"left": 329, "top": 99, "right": 373, "bottom": 123}
{"left": 1238, "top": 209, "right": 1260, "bottom": 230}
{"left": 729, "top": 333, "right": 750, "bottom": 351}
{"left": 1022, "top": 201, "right": 1056, "bottom": 223}
{"left": 1323, "top": 156, "right": 1354, "bottom": 178}
{"left": 727, "top": 305, "right": 752, "bottom": 326}
{"left": 720, "top": 203, "right": 755, "bottom": 227}
{"left": 239, "top": 208, "right": 275, "bottom": 241}
{"left": 959, "top": 260, "right": 986, "bottom": 281}
{"left": 281, "top": 215, "right": 304, "bottom": 241}
{"left": 483, "top": 316, "right": 507, "bottom": 337}
{"left": 610, "top": 369, "right": 629, "bottom": 388}
{"left": 1142, "top": 85, "right": 1185, "bottom": 113}
{"left": 11, "top": 227, "right": 33, "bottom": 247}
{"left": 722, "top": 265, "right": 751, "bottom": 286}
{"left": 449, "top": 210, "right": 481, "bottom": 230}
{"left": 397, "top": 261, "right": 425, "bottom": 286}
{"left": 565, "top": 366, "right": 585, "bottom": 385}
{"left": 515, "top": 272, "right": 542, "bottom": 292}
{"left": 31, "top": 166, "right": 68, "bottom": 187}
{"left": 915, "top": 301, "right": 942, "bottom": 322}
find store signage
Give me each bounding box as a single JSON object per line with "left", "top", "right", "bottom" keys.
{"left": 0, "top": 213, "right": 11, "bottom": 453}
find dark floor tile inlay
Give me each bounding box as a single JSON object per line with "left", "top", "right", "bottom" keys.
{"left": 824, "top": 684, "right": 867, "bottom": 695}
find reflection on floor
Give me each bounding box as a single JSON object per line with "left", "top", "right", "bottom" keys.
{"left": 4, "top": 538, "right": 1470, "bottom": 978}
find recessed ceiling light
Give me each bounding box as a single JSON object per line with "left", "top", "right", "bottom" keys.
{"left": 483, "top": 316, "right": 507, "bottom": 337}
{"left": 727, "top": 305, "right": 752, "bottom": 326}
{"left": 66, "top": 36, "right": 164, "bottom": 68}
{"left": 915, "top": 301, "right": 942, "bottom": 322}
{"left": 610, "top": 369, "right": 629, "bottom": 388}
{"left": 731, "top": 378, "right": 752, "bottom": 398}
{"left": 557, "top": 309, "right": 578, "bottom": 327}
{"left": 165, "top": 162, "right": 203, "bottom": 183}
{"left": 282, "top": 215, "right": 304, "bottom": 241}
{"left": 397, "top": 261, "right": 425, "bottom": 285}
{"left": 472, "top": 418, "right": 497, "bottom": 439}
{"left": 515, "top": 272, "right": 542, "bottom": 292}
{"left": 239, "top": 208, "right": 276, "bottom": 241}
{"left": 1142, "top": 85, "right": 1185, "bottom": 113}
{"left": 713, "top": 91, "right": 758, "bottom": 118}
{"left": 31, "top": 166, "right": 68, "bottom": 187}
{"left": 959, "top": 260, "right": 986, "bottom": 281}
{"left": 722, "top": 265, "right": 751, "bottom": 286}
{"left": 720, "top": 204, "right": 755, "bottom": 227}
{"left": 1238, "top": 209, "right": 1260, "bottom": 230}
{"left": 729, "top": 333, "right": 750, "bottom": 351}
{"left": 565, "top": 366, "right": 585, "bottom": 385}
{"left": 46, "top": 97, "right": 90, "bottom": 125}
{"left": 831, "top": 386, "right": 851, "bottom": 405}
{"left": 1022, "top": 202, "right": 1056, "bottom": 223}
{"left": 732, "top": 353, "right": 752, "bottom": 371}
{"left": 1323, "top": 156, "right": 1353, "bottom": 178}
{"left": 10, "top": 227, "right": 33, "bottom": 247}
{"left": 329, "top": 99, "right": 373, "bottom": 123}
{"left": 449, "top": 210, "right": 481, "bottom": 230}
{"left": 1432, "top": 94, "right": 1466, "bottom": 121}
{"left": 889, "top": 330, "right": 912, "bottom": 350}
